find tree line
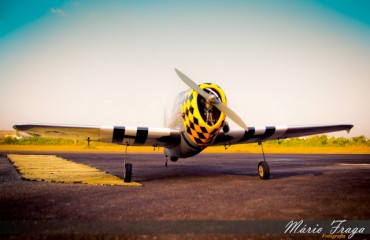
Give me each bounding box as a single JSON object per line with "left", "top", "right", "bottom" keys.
{"left": 265, "top": 135, "right": 369, "bottom": 147}
{"left": 0, "top": 135, "right": 369, "bottom": 147}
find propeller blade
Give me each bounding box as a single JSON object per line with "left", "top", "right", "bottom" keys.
{"left": 175, "top": 68, "right": 211, "bottom": 101}
{"left": 214, "top": 102, "right": 248, "bottom": 130}
{"left": 175, "top": 68, "right": 248, "bottom": 130}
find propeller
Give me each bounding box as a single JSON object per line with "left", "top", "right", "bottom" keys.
{"left": 175, "top": 68, "right": 248, "bottom": 130}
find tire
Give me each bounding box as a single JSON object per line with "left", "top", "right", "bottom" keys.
{"left": 258, "top": 161, "right": 270, "bottom": 180}
{"left": 124, "top": 163, "right": 132, "bottom": 183}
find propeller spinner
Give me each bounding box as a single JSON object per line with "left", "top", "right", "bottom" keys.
{"left": 175, "top": 68, "right": 248, "bottom": 130}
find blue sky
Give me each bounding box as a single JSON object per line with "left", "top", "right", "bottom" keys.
{"left": 0, "top": 0, "right": 369, "bottom": 137}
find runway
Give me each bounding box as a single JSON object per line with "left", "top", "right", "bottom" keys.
{"left": 1, "top": 152, "right": 369, "bottom": 239}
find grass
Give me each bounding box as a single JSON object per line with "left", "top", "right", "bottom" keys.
{"left": 0, "top": 135, "right": 369, "bottom": 154}
{"left": 1, "top": 143, "right": 369, "bottom": 154}
{"left": 0, "top": 144, "right": 156, "bottom": 153}
{"left": 204, "top": 144, "right": 370, "bottom": 154}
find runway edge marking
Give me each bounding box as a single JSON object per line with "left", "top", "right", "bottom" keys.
{"left": 7, "top": 154, "right": 141, "bottom": 187}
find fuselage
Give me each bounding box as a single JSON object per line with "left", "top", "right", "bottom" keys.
{"left": 164, "top": 83, "right": 227, "bottom": 160}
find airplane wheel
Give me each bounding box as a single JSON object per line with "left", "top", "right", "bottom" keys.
{"left": 124, "top": 163, "right": 132, "bottom": 182}
{"left": 258, "top": 161, "right": 270, "bottom": 180}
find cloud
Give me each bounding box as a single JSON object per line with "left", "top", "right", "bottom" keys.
{"left": 50, "top": 8, "right": 69, "bottom": 18}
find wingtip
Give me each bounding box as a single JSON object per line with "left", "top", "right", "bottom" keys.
{"left": 346, "top": 124, "right": 354, "bottom": 133}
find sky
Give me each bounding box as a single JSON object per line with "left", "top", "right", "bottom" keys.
{"left": 0, "top": 0, "right": 369, "bottom": 137}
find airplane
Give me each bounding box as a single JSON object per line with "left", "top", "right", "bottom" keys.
{"left": 13, "top": 69, "right": 353, "bottom": 182}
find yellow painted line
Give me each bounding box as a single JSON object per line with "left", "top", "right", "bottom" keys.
{"left": 7, "top": 154, "right": 141, "bottom": 187}
{"left": 338, "top": 163, "right": 370, "bottom": 168}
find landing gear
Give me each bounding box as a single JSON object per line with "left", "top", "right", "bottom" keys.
{"left": 124, "top": 163, "right": 132, "bottom": 182}
{"left": 258, "top": 161, "right": 270, "bottom": 180}
{"left": 123, "top": 142, "right": 132, "bottom": 183}
{"left": 164, "top": 155, "right": 178, "bottom": 167}
{"left": 258, "top": 140, "right": 270, "bottom": 180}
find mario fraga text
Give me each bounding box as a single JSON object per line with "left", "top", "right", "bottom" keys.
{"left": 284, "top": 220, "right": 365, "bottom": 239}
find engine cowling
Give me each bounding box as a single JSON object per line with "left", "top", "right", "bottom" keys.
{"left": 181, "top": 83, "right": 227, "bottom": 147}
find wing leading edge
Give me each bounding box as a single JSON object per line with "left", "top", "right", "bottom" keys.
{"left": 13, "top": 124, "right": 181, "bottom": 148}
{"left": 14, "top": 124, "right": 353, "bottom": 148}
{"left": 212, "top": 124, "right": 354, "bottom": 146}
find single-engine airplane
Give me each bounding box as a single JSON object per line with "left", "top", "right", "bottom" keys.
{"left": 14, "top": 69, "right": 353, "bottom": 182}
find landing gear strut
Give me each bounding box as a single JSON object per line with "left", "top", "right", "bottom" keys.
{"left": 258, "top": 140, "right": 270, "bottom": 180}
{"left": 164, "top": 156, "right": 178, "bottom": 167}
{"left": 123, "top": 142, "right": 132, "bottom": 183}
{"left": 165, "top": 155, "right": 168, "bottom": 167}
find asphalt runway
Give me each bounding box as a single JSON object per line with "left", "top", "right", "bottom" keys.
{"left": 1, "top": 152, "right": 369, "bottom": 239}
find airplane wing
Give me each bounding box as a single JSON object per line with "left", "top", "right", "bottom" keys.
{"left": 13, "top": 124, "right": 181, "bottom": 148}
{"left": 14, "top": 123, "right": 353, "bottom": 148}
{"left": 212, "top": 124, "right": 354, "bottom": 146}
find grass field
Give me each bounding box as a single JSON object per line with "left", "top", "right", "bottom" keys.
{"left": 1, "top": 132, "right": 369, "bottom": 154}
{"left": 1, "top": 143, "right": 369, "bottom": 154}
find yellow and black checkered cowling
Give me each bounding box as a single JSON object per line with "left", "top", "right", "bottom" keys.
{"left": 182, "top": 83, "right": 227, "bottom": 147}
